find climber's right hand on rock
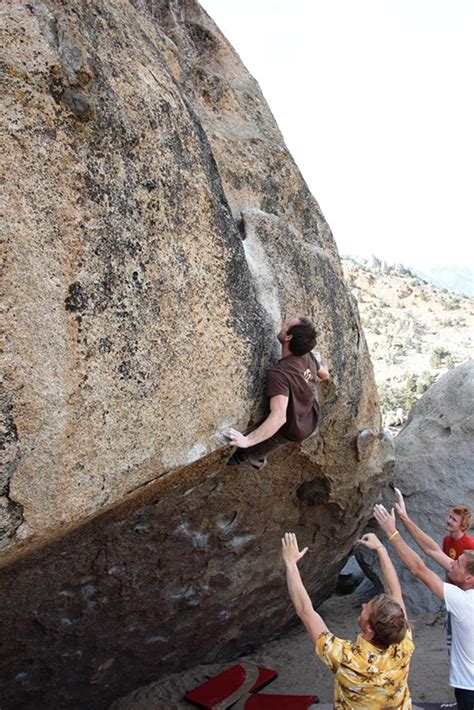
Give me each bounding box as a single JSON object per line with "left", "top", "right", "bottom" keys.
{"left": 221, "top": 427, "right": 249, "bottom": 448}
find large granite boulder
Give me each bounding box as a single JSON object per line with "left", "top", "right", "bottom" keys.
{"left": 383, "top": 359, "right": 474, "bottom": 613}
{"left": 1, "top": 1, "right": 391, "bottom": 707}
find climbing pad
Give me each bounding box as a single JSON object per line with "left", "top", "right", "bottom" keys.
{"left": 184, "top": 662, "right": 318, "bottom": 708}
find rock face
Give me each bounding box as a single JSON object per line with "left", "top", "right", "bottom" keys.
{"left": 384, "top": 359, "right": 474, "bottom": 613}
{"left": 2, "top": 1, "right": 391, "bottom": 707}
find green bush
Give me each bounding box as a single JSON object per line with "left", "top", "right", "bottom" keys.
{"left": 378, "top": 375, "right": 420, "bottom": 413}
{"left": 440, "top": 296, "right": 460, "bottom": 311}
{"left": 378, "top": 384, "right": 405, "bottom": 411}
{"left": 416, "top": 371, "right": 436, "bottom": 395}
{"left": 430, "top": 347, "right": 454, "bottom": 368}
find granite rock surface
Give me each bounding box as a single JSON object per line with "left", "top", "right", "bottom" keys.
{"left": 2, "top": 1, "right": 391, "bottom": 707}
{"left": 383, "top": 359, "right": 474, "bottom": 613}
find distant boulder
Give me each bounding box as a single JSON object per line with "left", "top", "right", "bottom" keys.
{"left": 383, "top": 407, "right": 407, "bottom": 429}
{"left": 383, "top": 359, "right": 474, "bottom": 613}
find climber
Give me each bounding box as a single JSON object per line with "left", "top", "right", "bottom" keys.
{"left": 222, "top": 317, "right": 329, "bottom": 469}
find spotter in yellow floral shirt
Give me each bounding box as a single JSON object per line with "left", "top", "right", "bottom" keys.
{"left": 315, "top": 626, "right": 414, "bottom": 709}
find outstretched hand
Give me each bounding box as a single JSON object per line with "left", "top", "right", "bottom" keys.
{"left": 221, "top": 427, "right": 249, "bottom": 448}
{"left": 394, "top": 488, "right": 408, "bottom": 519}
{"left": 358, "top": 532, "right": 384, "bottom": 550}
{"left": 281, "top": 532, "right": 308, "bottom": 566}
{"left": 373, "top": 504, "right": 397, "bottom": 537}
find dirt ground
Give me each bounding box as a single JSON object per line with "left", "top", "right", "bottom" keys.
{"left": 109, "top": 592, "right": 453, "bottom": 709}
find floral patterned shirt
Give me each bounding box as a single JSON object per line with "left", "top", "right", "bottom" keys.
{"left": 315, "top": 627, "right": 414, "bottom": 709}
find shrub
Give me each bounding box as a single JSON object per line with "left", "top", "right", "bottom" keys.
{"left": 440, "top": 296, "right": 461, "bottom": 311}
{"left": 416, "top": 371, "right": 436, "bottom": 395}
{"left": 430, "top": 347, "right": 453, "bottom": 368}
{"left": 378, "top": 384, "right": 405, "bottom": 412}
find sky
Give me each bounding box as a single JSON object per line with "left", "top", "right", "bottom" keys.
{"left": 199, "top": 0, "right": 474, "bottom": 273}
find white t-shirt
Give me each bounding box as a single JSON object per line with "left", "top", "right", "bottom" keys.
{"left": 444, "top": 583, "right": 474, "bottom": 690}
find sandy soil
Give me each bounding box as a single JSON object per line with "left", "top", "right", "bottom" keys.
{"left": 109, "top": 592, "right": 453, "bottom": 709}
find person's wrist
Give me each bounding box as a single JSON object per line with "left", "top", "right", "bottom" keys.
{"left": 388, "top": 530, "right": 399, "bottom": 542}
{"left": 376, "top": 544, "right": 385, "bottom": 552}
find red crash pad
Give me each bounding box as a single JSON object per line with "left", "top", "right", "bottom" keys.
{"left": 184, "top": 663, "right": 277, "bottom": 708}
{"left": 185, "top": 663, "right": 318, "bottom": 709}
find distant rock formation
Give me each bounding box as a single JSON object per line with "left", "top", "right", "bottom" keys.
{"left": 384, "top": 359, "right": 474, "bottom": 613}
{"left": 371, "top": 254, "right": 388, "bottom": 271}
{"left": 383, "top": 407, "right": 407, "bottom": 429}
{"left": 2, "top": 1, "right": 391, "bottom": 707}
{"left": 416, "top": 266, "right": 474, "bottom": 298}
{"left": 342, "top": 256, "right": 474, "bottom": 422}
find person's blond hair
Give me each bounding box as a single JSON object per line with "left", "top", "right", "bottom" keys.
{"left": 451, "top": 505, "right": 472, "bottom": 532}
{"left": 369, "top": 594, "right": 408, "bottom": 649}
{"left": 464, "top": 549, "right": 474, "bottom": 575}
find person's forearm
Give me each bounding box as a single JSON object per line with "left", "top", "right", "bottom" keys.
{"left": 245, "top": 411, "right": 286, "bottom": 447}
{"left": 377, "top": 545, "right": 403, "bottom": 599}
{"left": 314, "top": 352, "right": 330, "bottom": 381}
{"left": 387, "top": 528, "right": 446, "bottom": 601}
{"left": 285, "top": 562, "right": 316, "bottom": 618}
{"left": 389, "top": 533, "right": 426, "bottom": 578}
{"left": 399, "top": 513, "right": 441, "bottom": 557}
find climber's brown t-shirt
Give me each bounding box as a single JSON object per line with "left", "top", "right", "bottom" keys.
{"left": 266, "top": 352, "right": 321, "bottom": 442}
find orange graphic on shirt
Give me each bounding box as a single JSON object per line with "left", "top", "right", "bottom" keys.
{"left": 448, "top": 547, "right": 457, "bottom": 559}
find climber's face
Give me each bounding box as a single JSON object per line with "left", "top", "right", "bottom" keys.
{"left": 277, "top": 318, "right": 300, "bottom": 344}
